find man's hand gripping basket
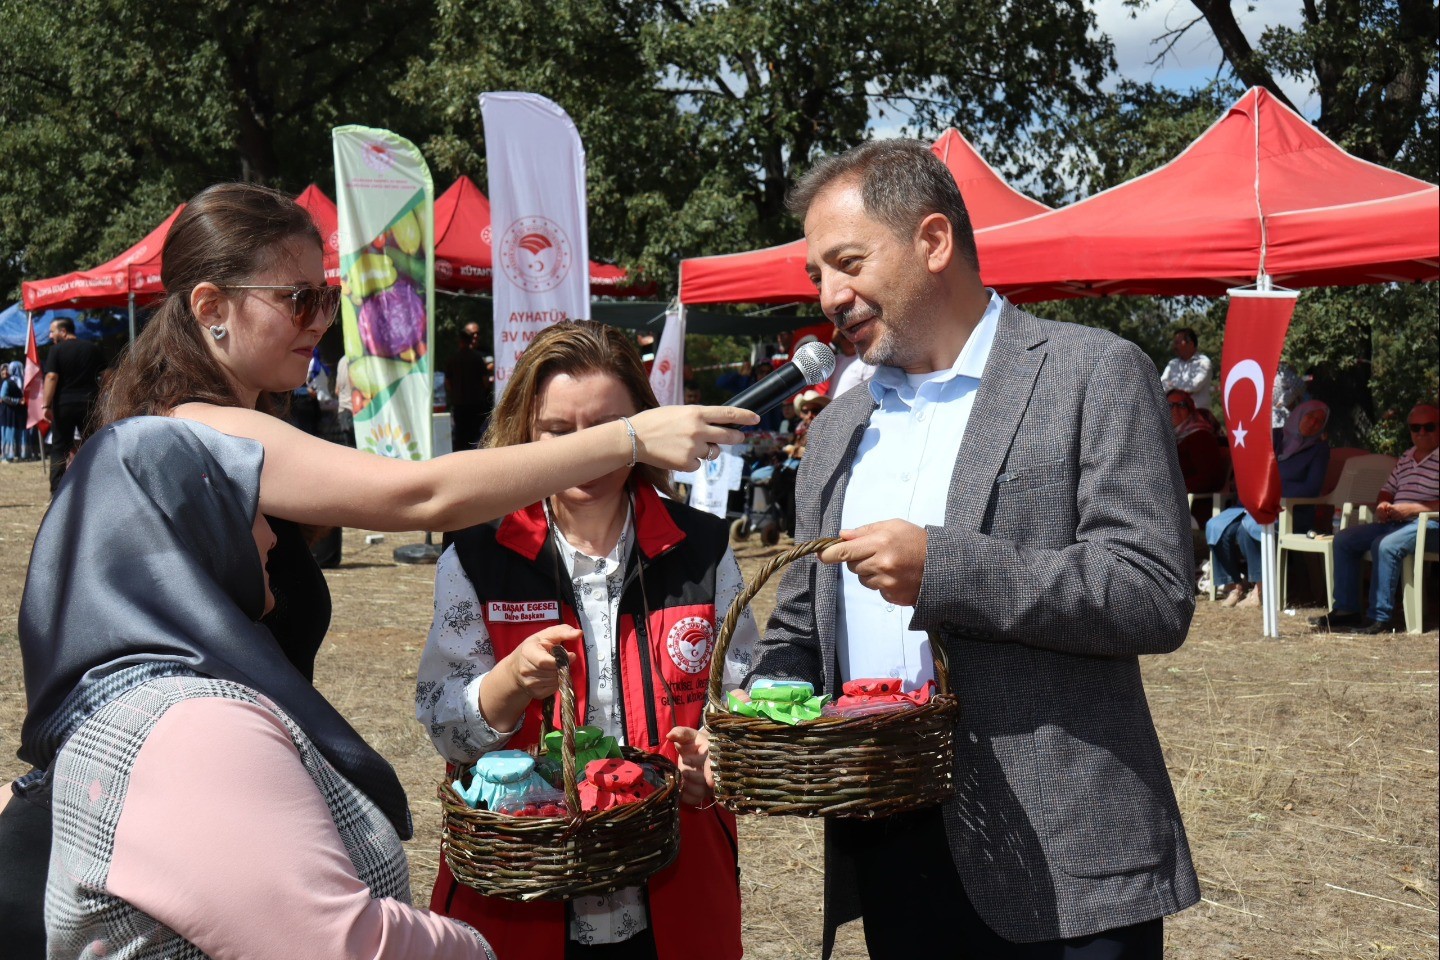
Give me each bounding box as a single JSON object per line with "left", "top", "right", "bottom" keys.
{"left": 705, "top": 538, "right": 959, "bottom": 817}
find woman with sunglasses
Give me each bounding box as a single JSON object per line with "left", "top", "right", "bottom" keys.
{"left": 416, "top": 321, "right": 757, "bottom": 960}
{"left": 1166, "top": 389, "right": 1228, "bottom": 530}
{"left": 0, "top": 183, "right": 753, "bottom": 960}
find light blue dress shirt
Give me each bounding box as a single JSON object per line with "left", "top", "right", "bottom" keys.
{"left": 836, "top": 290, "right": 1003, "bottom": 690}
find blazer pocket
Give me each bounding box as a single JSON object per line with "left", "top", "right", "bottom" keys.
{"left": 1032, "top": 720, "right": 1171, "bottom": 879}
{"left": 995, "top": 463, "right": 1069, "bottom": 491}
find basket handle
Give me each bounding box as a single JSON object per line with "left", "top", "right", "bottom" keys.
{"left": 551, "top": 647, "right": 583, "bottom": 815}
{"left": 706, "top": 537, "right": 839, "bottom": 708}
{"left": 705, "top": 536, "right": 951, "bottom": 709}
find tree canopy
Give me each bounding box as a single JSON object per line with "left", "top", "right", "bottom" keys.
{"left": 1, "top": 0, "right": 1433, "bottom": 448}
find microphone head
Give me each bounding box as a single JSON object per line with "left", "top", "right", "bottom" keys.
{"left": 792, "top": 341, "right": 837, "bottom": 386}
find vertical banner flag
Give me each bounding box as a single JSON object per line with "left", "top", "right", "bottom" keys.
{"left": 1219, "top": 288, "right": 1300, "bottom": 525}
{"left": 480, "top": 92, "right": 589, "bottom": 402}
{"left": 648, "top": 304, "right": 686, "bottom": 406}
{"left": 333, "top": 126, "right": 435, "bottom": 461}
{"left": 23, "top": 315, "right": 48, "bottom": 434}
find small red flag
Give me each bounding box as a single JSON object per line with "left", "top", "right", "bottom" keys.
{"left": 23, "top": 316, "right": 49, "bottom": 435}
{"left": 1219, "top": 290, "right": 1299, "bottom": 525}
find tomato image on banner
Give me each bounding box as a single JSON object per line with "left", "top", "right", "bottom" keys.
{"left": 1218, "top": 289, "right": 1299, "bottom": 525}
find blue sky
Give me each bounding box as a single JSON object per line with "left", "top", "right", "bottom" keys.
{"left": 865, "top": 1, "right": 1317, "bottom": 141}
{"left": 1095, "top": 0, "right": 1314, "bottom": 113}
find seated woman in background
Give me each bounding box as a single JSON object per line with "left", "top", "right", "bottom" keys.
{"left": 1168, "top": 389, "right": 1229, "bottom": 532}
{"left": 417, "top": 321, "right": 756, "bottom": 960}
{"left": 1206, "top": 399, "right": 1331, "bottom": 608}
{"left": 1, "top": 182, "right": 753, "bottom": 960}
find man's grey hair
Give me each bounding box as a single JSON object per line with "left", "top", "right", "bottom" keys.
{"left": 786, "top": 138, "right": 980, "bottom": 272}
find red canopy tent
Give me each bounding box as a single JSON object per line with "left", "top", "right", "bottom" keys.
{"left": 678, "top": 129, "right": 1051, "bottom": 305}
{"left": 22, "top": 205, "right": 183, "bottom": 312}
{"left": 974, "top": 87, "right": 1439, "bottom": 302}
{"left": 434, "top": 174, "right": 653, "bottom": 297}
{"left": 295, "top": 184, "right": 341, "bottom": 284}
{"left": 21, "top": 185, "right": 344, "bottom": 314}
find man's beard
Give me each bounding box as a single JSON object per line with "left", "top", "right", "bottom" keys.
{"left": 838, "top": 304, "right": 904, "bottom": 367}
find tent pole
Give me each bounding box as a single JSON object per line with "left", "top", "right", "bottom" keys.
{"left": 127, "top": 293, "right": 136, "bottom": 343}
{"left": 1261, "top": 523, "right": 1278, "bottom": 637}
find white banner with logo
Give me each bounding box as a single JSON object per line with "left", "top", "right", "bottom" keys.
{"left": 648, "top": 303, "right": 685, "bottom": 406}
{"left": 480, "top": 92, "right": 589, "bottom": 404}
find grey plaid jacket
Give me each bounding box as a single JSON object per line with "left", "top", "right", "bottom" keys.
{"left": 749, "top": 301, "right": 1201, "bottom": 947}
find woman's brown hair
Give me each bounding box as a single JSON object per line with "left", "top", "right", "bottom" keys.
{"left": 483, "top": 321, "right": 674, "bottom": 498}
{"left": 96, "top": 183, "right": 322, "bottom": 427}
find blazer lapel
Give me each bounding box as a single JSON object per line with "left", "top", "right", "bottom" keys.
{"left": 948, "top": 303, "right": 1048, "bottom": 531}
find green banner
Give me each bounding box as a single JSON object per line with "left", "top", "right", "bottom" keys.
{"left": 332, "top": 125, "right": 436, "bottom": 461}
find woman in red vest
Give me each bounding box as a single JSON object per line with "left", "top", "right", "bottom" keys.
{"left": 417, "top": 321, "right": 756, "bottom": 960}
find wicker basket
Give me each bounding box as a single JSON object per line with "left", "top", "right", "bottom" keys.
{"left": 705, "top": 537, "right": 959, "bottom": 818}
{"left": 439, "top": 648, "right": 681, "bottom": 901}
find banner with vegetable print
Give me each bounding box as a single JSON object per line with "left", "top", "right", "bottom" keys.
{"left": 332, "top": 125, "right": 435, "bottom": 461}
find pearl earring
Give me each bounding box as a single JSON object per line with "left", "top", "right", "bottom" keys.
{"left": 208, "top": 324, "right": 227, "bottom": 341}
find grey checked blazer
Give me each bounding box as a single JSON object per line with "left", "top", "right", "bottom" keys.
{"left": 749, "top": 301, "right": 1201, "bottom": 948}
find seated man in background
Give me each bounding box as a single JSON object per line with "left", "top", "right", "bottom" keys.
{"left": 1160, "top": 327, "right": 1212, "bottom": 411}
{"left": 1314, "top": 403, "right": 1440, "bottom": 634}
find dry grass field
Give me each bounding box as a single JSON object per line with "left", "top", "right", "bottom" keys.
{"left": 2, "top": 460, "right": 1436, "bottom": 958}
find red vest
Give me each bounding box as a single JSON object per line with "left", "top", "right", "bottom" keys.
{"left": 429, "top": 486, "right": 743, "bottom": 960}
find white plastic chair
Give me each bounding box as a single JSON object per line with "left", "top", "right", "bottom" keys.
{"left": 1402, "top": 511, "right": 1437, "bottom": 633}
{"left": 1277, "top": 454, "right": 1397, "bottom": 611}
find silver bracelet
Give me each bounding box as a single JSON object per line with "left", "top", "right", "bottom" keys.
{"left": 619, "top": 416, "right": 638, "bottom": 467}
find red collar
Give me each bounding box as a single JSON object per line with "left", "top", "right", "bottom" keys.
{"left": 495, "top": 483, "right": 686, "bottom": 562}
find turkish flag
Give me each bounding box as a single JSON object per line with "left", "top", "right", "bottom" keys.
{"left": 23, "top": 317, "right": 49, "bottom": 435}
{"left": 1219, "top": 290, "right": 1298, "bottom": 525}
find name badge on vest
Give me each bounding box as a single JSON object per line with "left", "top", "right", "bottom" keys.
{"left": 486, "top": 601, "right": 561, "bottom": 623}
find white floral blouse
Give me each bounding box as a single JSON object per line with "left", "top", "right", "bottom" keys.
{"left": 415, "top": 505, "right": 758, "bottom": 946}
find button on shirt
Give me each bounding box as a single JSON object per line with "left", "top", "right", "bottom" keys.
{"left": 837, "top": 291, "right": 1001, "bottom": 690}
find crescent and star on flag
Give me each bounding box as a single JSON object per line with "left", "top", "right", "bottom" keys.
{"left": 1223, "top": 358, "right": 1265, "bottom": 448}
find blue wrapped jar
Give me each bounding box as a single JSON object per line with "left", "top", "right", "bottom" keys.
{"left": 454, "top": 750, "right": 551, "bottom": 810}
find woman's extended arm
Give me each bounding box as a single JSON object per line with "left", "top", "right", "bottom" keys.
{"left": 172, "top": 403, "right": 755, "bottom": 531}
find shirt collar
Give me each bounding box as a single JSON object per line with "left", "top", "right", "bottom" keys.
{"left": 544, "top": 498, "right": 633, "bottom": 577}
{"left": 868, "top": 290, "right": 1004, "bottom": 402}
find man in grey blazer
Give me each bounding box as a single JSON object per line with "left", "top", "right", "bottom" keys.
{"left": 747, "top": 140, "right": 1201, "bottom": 957}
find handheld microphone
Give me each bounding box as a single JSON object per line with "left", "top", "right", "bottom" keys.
{"left": 724, "top": 341, "right": 837, "bottom": 415}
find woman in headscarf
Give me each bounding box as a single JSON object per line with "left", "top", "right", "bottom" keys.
{"left": 0, "top": 182, "right": 754, "bottom": 958}
{"left": 1206, "top": 399, "right": 1331, "bottom": 608}
{"left": 19, "top": 417, "right": 494, "bottom": 956}
{"left": 416, "top": 321, "right": 755, "bottom": 960}
{"left": 0, "top": 360, "right": 25, "bottom": 462}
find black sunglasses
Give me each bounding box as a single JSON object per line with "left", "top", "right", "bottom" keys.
{"left": 1408, "top": 422, "right": 1437, "bottom": 433}
{"left": 220, "top": 283, "right": 341, "bottom": 329}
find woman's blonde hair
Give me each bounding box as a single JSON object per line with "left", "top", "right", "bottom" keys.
{"left": 483, "top": 321, "right": 674, "bottom": 498}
